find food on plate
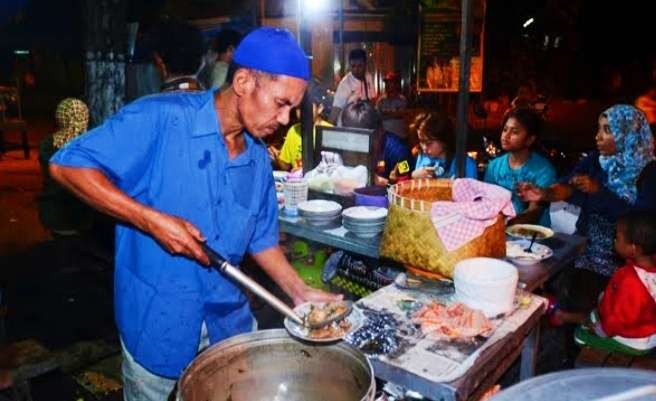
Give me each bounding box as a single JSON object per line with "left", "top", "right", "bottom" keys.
{"left": 413, "top": 302, "right": 494, "bottom": 340}
{"left": 505, "top": 224, "right": 554, "bottom": 240}
{"left": 506, "top": 240, "right": 553, "bottom": 265}
{"left": 303, "top": 302, "right": 353, "bottom": 339}
{"left": 307, "top": 319, "right": 352, "bottom": 339}
{"left": 506, "top": 241, "right": 550, "bottom": 260}
{"left": 512, "top": 228, "right": 545, "bottom": 239}
{"left": 306, "top": 302, "right": 350, "bottom": 327}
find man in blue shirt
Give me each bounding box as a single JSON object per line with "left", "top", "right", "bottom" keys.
{"left": 49, "top": 27, "right": 340, "bottom": 400}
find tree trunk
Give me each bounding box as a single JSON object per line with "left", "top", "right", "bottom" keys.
{"left": 83, "top": 0, "right": 128, "bottom": 127}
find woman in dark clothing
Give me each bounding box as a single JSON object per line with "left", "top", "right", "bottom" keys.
{"left": 38, "top": 98, "right": 95, "bottom": 234}
{"left": 38, "top": 98, "right": 113, "bottom": 268}
{"left": 518, "top": 104, "right": 656, "bottom": 324}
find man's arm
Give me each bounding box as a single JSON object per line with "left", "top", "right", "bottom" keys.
{"left": 49, "top": 165, "right": 209, "bottom": 264}
{"left": 508, "top": 201, "right": 544, "bottom": 225}
{"left": 250, "top": 246, "right": 342, "bottom": 306}
{"left": 328, "top": 106, "right": 342, "bottom": 126}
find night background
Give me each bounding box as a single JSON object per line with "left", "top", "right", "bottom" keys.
{"left": 1, "top": 0, "right": 655, "bottom": 116}
{"left": 1, "top": 1, "right": 656, "bottom": 400}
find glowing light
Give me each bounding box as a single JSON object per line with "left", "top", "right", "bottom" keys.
{"left": 304, "top": 0, "right": 330, "bottom": 14}
{"left": 523, "top": 18, "right": 534, "bottom": 28}
{"left": 13, "top": 50, "right": 29, "bottom": 55}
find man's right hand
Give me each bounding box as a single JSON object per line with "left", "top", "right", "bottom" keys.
{"left": 144, "top": 210, "right": 210, "bottom": 266}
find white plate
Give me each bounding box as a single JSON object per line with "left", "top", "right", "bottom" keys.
{"left": 284, "top": 302, "right": 364, "bottom": 343}
{"left": 506, "top": 240, "right": 553, "bottom": 265}
{"left": 506, "top": 224, "right": 554, "bottom": 240}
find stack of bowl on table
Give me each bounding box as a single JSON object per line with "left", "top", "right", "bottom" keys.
{"left": 297, "top": 200, "right": 343, "bottom": 226}
{"left": 342, "top": 206, "right": 388, "bottom": 238}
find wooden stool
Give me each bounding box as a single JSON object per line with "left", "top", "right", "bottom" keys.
{"left": 0, "top": 340, "right": 59, "bottom": 401}
{"left": 576, "top": 346, "right": 656, "bottom": 371}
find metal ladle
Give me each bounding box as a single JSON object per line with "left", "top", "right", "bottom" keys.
{"left": 199, "top": 242, "right": 351, "bottom": 329}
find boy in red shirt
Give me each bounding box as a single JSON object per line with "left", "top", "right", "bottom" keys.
{"left": 576, "top": 211, "right": 656, "bottom": 354}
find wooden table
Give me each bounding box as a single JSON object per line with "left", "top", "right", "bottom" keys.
{"left": 280, "top": 213, "right": 586, "bottom": 292}
{"left": 279, "top": 213, "right": 380, "bottom": 259}
{"left": 279, "top": 215, "right": 588, "bottom": 398}
{"left": 369, "top": 297, "right": 544, "bottom": 401}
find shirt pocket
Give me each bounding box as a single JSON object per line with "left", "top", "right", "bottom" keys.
{"left": 216, "top": 201, "right": 256, "bottom": 264}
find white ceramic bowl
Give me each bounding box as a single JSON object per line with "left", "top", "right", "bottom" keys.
{"left": 342, "top": 206, "right": 388, "bottom": 221}
{"left": 453, "top": 257, "right": 518, "bottom": 318}
{"left": 298, "top": 200, "right": 343, "bottom": 216}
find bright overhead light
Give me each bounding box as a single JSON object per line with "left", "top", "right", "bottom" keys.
{"left": 523, "top": 18, "right": 534, "bottom": 28}
{"left": 13, "top": 49, "right": 30, "bottom": 55}
{"left": 304, "top": 0, "right": 330, "bottom": 14}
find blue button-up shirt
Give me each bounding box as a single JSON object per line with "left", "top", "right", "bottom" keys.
{"left": 51, "top": 90, "right": 279, "bottom": 378}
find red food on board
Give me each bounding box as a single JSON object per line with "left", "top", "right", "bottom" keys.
{"left": 413, "top": 302, "right": 495, "bottom": 340}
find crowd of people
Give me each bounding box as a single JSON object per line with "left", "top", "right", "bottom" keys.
{"left": 21, "top": 17, "right": 656, "bottom": 400}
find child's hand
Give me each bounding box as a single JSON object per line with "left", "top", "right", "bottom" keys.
{"left": 412, "top": 167, "right": 434, "bottom": 179}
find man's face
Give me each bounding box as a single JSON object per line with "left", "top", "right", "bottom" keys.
{"left": 500, "top": 117, "right": 534, "bottom": 152}
{"left": 350, "top": 59, "right": 366, "bottom": 81}
{"left": 236, "top": 70, "right": 307, "bottom": 138}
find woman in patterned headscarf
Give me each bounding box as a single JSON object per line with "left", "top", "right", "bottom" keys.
{"left": 518, "top": 104, "right": 656, "bottom": 325}
{"left": 38, "top": 98, "right": 94, "bottom": 236}
{"left": 52, "top": 98, "right": 89, "bottom": 148}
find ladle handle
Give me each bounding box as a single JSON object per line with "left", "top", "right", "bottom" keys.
{"left": 199, "top": 242, "right": 305, "bottom": 326}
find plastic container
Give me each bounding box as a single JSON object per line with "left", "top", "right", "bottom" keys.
{"left": 453, "top": 257, "right": 518, "bottom": 317}
{"left": 354, "top": 186, "right": 388, "bottom": 208}
{"left": 283, "top": 179, "right": 308, "bottom": 216}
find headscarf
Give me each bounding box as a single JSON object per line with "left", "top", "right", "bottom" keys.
{"left": 598, "top": 104, "right": 654, "bottom": 204}
{"left": 52, "top": 98, "right": 89, "bottom": 149}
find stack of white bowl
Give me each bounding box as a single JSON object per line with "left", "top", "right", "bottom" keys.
{"left": 342, "top": 206, "right": 388, "bottom": 238}
{"left": 298, "top": 200, "right": 343, "bottom": 226}
{"left": 453, "top": 257, "right": 518, "bottom": 318}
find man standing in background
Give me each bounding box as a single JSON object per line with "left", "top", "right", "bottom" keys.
{"left": 329, "top": 48, "right": 377, "bottom": 124}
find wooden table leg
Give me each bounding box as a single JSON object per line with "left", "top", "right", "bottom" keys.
{"left": 519, "top": 324, "right": 540, "bottom": 380}
{"left": 21, "top": 129, "right": 29, "bottom": 159}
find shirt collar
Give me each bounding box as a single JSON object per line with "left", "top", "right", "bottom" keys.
{"left": 190, "top": 90, "right": 261, "bottom": 165}
{"left": 191, "top": 90, "right": 221, "bottom": 138}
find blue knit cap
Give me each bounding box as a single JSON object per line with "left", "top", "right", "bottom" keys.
{"left": 233, "top": 27, "right": 310, "bottom": 80}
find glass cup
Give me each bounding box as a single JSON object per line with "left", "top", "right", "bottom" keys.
{"left": 283, "top": 179, "right": 309, "bottom": 216}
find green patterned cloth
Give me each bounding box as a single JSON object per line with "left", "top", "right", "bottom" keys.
{"left": 52, "top": 98, "right": 89, "bottom": 149}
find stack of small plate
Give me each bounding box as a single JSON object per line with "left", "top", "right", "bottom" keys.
{"left": 298, "top": 200, "right": 343, "bottom": 226}
{"left": 342, "top": 206, "right": 388, "bottom": 238}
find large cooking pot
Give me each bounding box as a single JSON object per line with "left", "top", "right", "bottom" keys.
{"left": 177, "top": 329, "right": 376, "bottom": 401}
{"left": 490, "top": 368, "right": 656, "bottom": 401}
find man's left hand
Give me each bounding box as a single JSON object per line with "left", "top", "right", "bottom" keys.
{"left": 291, "top": 284, "right": 343, "bottom": 306}
{"left": 251, "top": 247, "right": 344, "bottom": 308}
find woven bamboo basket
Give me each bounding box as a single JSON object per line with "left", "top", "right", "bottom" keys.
{"left": 379, "top": 178, "right": 506, "bottom": 278}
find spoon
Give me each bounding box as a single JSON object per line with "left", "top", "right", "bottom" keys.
{"left": 199, "top": 242, "right": 351, "bottom": 329}
{"left": 525, "top": 232, "right": 538, "bottom": 253}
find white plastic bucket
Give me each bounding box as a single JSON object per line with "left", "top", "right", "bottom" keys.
{"left": 454, "top": 257, "right": 518, "bottom": 317}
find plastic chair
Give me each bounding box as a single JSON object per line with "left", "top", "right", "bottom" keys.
{"left": 0, "top": 81, "right": 29, "bottom": 159}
